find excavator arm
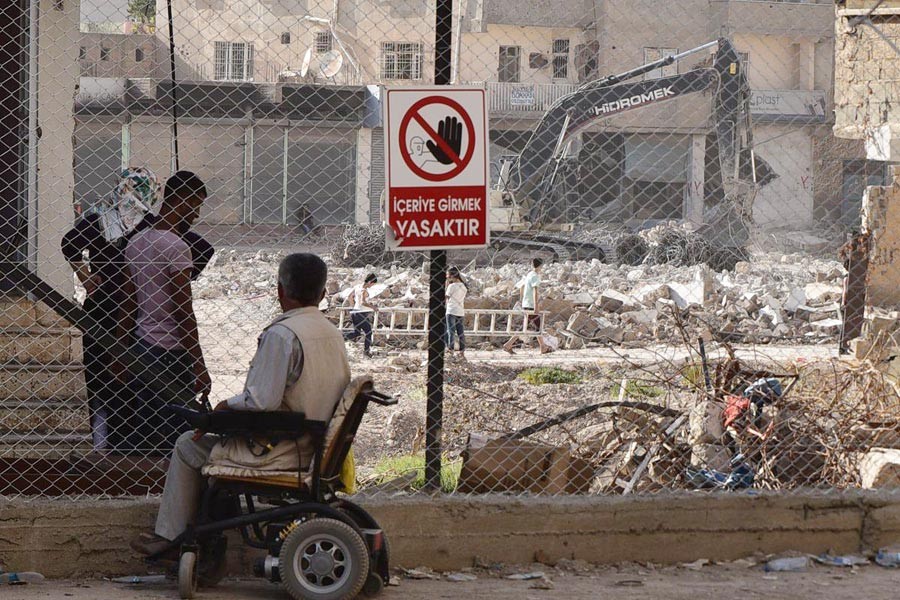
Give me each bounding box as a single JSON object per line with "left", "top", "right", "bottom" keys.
{"left": 499, "top": 38, "right": 775, "bottom": 234}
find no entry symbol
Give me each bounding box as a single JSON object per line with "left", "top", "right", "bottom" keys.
{"left": 399, "top": 96, "right": 476, "bottom": 182}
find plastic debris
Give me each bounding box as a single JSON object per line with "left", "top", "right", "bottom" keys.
{"left": 875, "top": 550, "right": 900, "bottom": 568}
{"left": 506, "top": 571, "right": 545, "bottom": 580}
{"left": 403, "top": 567, "right": 440, "bottom": 580}
{"left": 446, "top": 572, "right": 478, "bottom": 582}
{"left": 0, "top": 571, "right": 45, "bottom": 585}
{"left": 764, "top": 556, "right": 810, "bottom": 572}
{"left": 109, "top": 575, "right": 169, "bottom": 584}
{"left": 813, "top": 554, "right": 869, "bottom": 567}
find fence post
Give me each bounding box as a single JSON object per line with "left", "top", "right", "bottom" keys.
{"left": 423, "top": 0, "right": 453, "bottom": 492}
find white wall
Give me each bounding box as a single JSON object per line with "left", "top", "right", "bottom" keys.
{"left": 752, "top": 124, "right": 814, "bottom": 228}
{"left": 37, "top": 0, "right": 80, "bottom": 295}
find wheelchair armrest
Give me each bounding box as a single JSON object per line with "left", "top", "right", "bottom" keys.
{"left": 362, "top": 390, "right": 397, "bottom": 406}
{"left": 168, "top": 405, "right": 309, "bottom": 438}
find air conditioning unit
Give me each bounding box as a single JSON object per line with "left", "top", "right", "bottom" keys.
{"left": 529, "top": 52, "right": 548, "bottom": 69}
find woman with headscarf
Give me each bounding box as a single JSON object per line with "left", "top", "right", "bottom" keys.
{"left": 61, "top": 167, "right": 214, "bottom": 453}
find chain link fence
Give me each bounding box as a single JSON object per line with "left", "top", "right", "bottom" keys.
{"left": 1, "top": 0, "right": 898, "bottom": 499}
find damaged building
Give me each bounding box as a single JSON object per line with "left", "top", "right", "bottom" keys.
{"left": 71, "top": 0, "right": 872, "bottom": 233}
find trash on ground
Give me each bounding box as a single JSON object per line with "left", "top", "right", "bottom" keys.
{"left": 403, "top": 567, "right": 441, "bottom": 580}
{"left": 446, "top": 572, "right": 478, "bottom": 582}
{"left": 813, "top": 554, "right": 869, "bottom": 567}
{"left": 765, "top": 556, "right": 810, "bottom": 572}
{"left": 506, "top": 571, "right": 546, "bottom": 580}
{"left": 681, "top": 558, "right": 710, "bottom": 570}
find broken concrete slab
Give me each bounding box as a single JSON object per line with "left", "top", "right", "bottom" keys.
{"left": 861, "top": 449, "right": 900, "bottom": 489}
{"left": 598, "top": 289, "right": 639, "bottom": 314}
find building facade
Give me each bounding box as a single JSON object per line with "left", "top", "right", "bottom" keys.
{"left": 72, "top": 0, "right": 870, "bottom": 231}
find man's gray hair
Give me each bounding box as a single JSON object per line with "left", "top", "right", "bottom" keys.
{"left": 277, "top": 253, "right": 328, "bottom": 304}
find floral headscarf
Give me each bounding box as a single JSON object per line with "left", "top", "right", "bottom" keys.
{"left": 85, "top": 166, "right": 163, "bottom": 242}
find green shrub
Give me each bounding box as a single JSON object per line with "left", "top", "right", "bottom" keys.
{"left": 373, "top": 454, "right": 461, "bottom": 493}
{"left": 518, "top": 367, "right": 582, "bottom": 385}
{"left": 611, "top": 379, "right": 664, "bottom": 398}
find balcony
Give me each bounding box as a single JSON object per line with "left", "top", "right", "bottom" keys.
{"left": 482, "top": 81, "right": 580, "bottom": 117}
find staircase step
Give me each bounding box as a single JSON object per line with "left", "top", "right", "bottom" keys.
{"left": 0, "top": 363, "right": 85, "bottom": 401}
{"left": 0, "top": 327, "right": 83, "bottom": 363}
{"left": 0, "top": 434, "right": 93, "bottom": 460}
{"left": 0, "top": 400, "right": 89, "bottom": 434}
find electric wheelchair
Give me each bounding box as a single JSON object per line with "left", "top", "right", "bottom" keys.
{"left": 146, "top": 376, "right": 395, "bottom": 600}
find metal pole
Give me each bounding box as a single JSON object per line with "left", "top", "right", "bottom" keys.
{"left": 166, "top": 0, "right": 180, "bottom": 171}
{"left": 423, "top": 0, "right": 453, "bottom": 492}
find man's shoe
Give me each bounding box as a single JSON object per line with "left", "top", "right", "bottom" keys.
{"left": 130, "top": 532, "right": 176, "bottom": 558}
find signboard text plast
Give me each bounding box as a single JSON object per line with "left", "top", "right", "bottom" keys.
{"left": 384, "top": 87, "right": 489, "bottom": 250}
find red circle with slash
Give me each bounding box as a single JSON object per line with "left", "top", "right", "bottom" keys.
{"left": 399, "top": 96, "right": 476, "bottom": 182}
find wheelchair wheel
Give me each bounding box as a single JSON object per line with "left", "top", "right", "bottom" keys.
{"left": 279, "top": 518, "right": 369, "bottom": 600}
{"left": 178, "top": 551, "right": 198, "bottom": 599}
{"left": 362, "top": 529, "right": 390, "bottom": 597}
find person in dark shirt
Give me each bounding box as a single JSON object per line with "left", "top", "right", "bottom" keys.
{"left": 61, "top": 167, "right": 214, "bottom": 453}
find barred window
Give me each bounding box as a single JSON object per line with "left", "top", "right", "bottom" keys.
{"left": 315, "top": 31, "right": 333, "bottom": 53}
{"left": 552, "top": 38, "right": 569, "bottom": 80}
{"left": 78, "top": 46, "right": 86, "bottom": 60}
{"left": 498, "top": 45, "right": 520, "bottom": 83}
{"left": 214, "top": 41, "right": 255, "bottom": 81}
{"left": 100, "top": 47, "right": 110, "bottom": 61}
{"left": 135, "top": 47, "right": 144, "bottom": 62}
{"left": 381, "top": 42, "right": 423, "bottom": 80}
{"left": 642, "top": 47, "right": 677, "bottom": 80}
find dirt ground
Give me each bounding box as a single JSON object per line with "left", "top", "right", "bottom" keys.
{"left": 6, "top": 563, "right": 899, "bottom": 600}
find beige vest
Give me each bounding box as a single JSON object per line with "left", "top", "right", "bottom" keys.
{"left": 204, "top": 307, "right": 351, "bottom": 478}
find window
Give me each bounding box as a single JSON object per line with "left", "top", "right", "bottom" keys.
{"left": 642, "top": 47, "right": 677, "bottom": 80}
{"left": 100, "top": 47, "right": 110, "bottom": 61}
{"left": 552, "top": 38, "right": 569, "bottom": 80}
{"left": 380, "top": 42, "right": 423, "bottom": 80}
{"left": 135, "top": 47, "right": 144, "bottom": 62}
{"left": 78, "top": 46, "right": 86, "bottom": 60}
{"left": 738, "top": 51, "right": 750, "bottom": 78}
{"left": 498, "top": 45, "right": 520, "bottom": 83}
{"left": 315, "top": 31, "right": 333, "bottom": 53}
{"left": 280, "top": 32, "right": 291, "bottom": 45}
{"left": 214, "top": 41, "right": 255, "bottom": 81}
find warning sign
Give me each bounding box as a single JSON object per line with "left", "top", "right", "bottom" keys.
{"left": 384, "top": 87, "right": 489, "bottom": 250}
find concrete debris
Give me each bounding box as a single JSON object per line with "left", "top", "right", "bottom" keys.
{"left": 192, "top": 245, "right": 848, "bottom": 347}
{"left": 681, "top": 558, "right": 710, "bottom": 571}
{"left": 529, "top": 576, "right": 555, "bottom": 590}
{"left": 860, "top": 448, "right": 900, "bottom": 489}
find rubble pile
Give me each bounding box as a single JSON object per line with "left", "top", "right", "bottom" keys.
{"left": 192, "top": 246, "right": 847, "bottom": 345}
{"left": 330, "top": 223, "right": 422, "bottom": 268}
{"left": 433, "top": 356, "right": 900, "bottom": 496}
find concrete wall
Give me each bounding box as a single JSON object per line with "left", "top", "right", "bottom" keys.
{"left": 157, "top": 0, "right": 435, "bottom": 84}
{"left": 862, "top": 179, "right": 900, "bottom": 307}
{"left": 36, "top": 0, "right": 80, "bottom": 296}
{"left": 2, "top": 493, "right": 900, "bottom": 577}
{"left": 834, "top": 4, "right": 900, "bottom": 143}
{"left": 483, "top": 0, "right": 591, "bottom": 28}
{"left": 753, "top": 124, "right": 814, "bottom": 228}
{"left": 77, "top": 33, "right": 165, "bottom": 79}
{"left": 458, "top": 24, "right": 586, "bottom": 85}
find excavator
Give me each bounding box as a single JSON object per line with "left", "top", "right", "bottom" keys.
{"left": 489, "top": 38, "right": 776, "bottom": 262}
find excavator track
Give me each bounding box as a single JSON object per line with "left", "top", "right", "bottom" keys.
{"left": 491, "top": 232, "right": 610, "bottom": 263}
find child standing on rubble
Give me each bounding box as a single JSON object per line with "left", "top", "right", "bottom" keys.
{"left": 446, "top": 266, "right": 467, "bottom": 360}
{"left": 343, "top": 273, "right": 377, "bottom": 358}
{"left": 504, "top": 257, "right": 550, "bottom": 355}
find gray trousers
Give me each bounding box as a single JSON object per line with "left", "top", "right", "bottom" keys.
{"left": 156, "top": 431, "right": 217, "bottom": 541}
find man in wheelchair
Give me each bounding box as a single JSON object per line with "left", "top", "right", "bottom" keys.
{"left": 130, "top": 253, "right": 392, "bottom": 599}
